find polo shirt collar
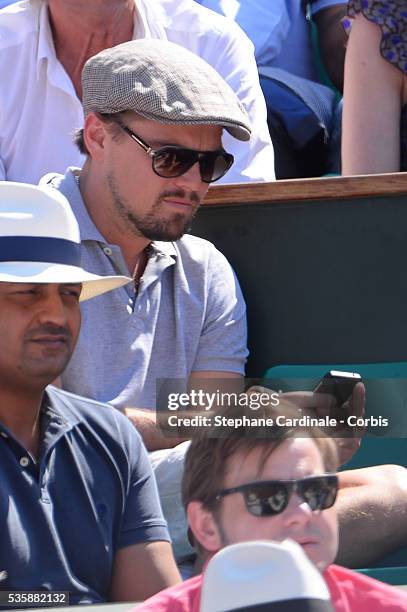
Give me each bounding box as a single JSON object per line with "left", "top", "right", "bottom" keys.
{"left": 63, "top": 168, "right": 105, "bottom": 243}
{"left": 42, "top": 388, "right": 80, "bottom": 431}
{"left": 150, "top": 240, "right": 178, "bottom": 259}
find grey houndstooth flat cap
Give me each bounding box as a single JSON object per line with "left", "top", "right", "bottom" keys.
{"left": 82, "top": 39, "right": 251, "bottom": 142}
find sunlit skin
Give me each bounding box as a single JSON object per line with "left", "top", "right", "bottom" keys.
{"left": 47, "top": 0, "right": 135, "bottom": 99}
{"left": 80, "top": 114, "right": 223, "bottom": 273}
{"left": 0, "top": 282, "right": 81, "bottom": 392}
{"left": 0, "top": 281, "right": 82, "bottom": 455}
{"left": 189, "top": 438, "right": 338, "bottom": 572}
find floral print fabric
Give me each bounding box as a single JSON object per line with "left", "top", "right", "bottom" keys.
{"left": 345, "top": 1, "right": 407, "bottom": 73}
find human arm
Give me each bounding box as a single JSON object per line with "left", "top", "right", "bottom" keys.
{"left": 126, "top": 244, "right": 247, "bottom": 450}
{"left": 212, "top": 22, "right": 274, "bottom": 182}
{"left": 175, "top": 4, "right": 275, "bottom": 182}
{"left": 342, "top": 13, "right": 405, "bottom": 174}
{"left": 109, "top": 541, "right": 180, "bottom": 602}
{"left": 108, "top": 418, "right": 181, "bottom": 600}
{"left": 335, "top": 464, "right": 407, "bottom": 567}
{"left": 125, "top": 372, "right": 243, "bottom": 451}
{"left": 312, "top": 4, "right": 347, "bottom": 92}
{"left": 124, "top": 407, "right": 184, "bottom": 452}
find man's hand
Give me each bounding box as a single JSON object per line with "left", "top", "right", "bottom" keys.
{"left": 282, "top": 382, "right": 366, "bottom": 465}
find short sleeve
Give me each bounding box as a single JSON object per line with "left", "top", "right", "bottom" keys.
{"left": 192, "top": 245, "right": 248, "bottom": 375}
{"left": 310, "top": 0, "right": 346, "bottom": 17}
{"left": 113, "top": 413, "right": 170, "bottom": 548}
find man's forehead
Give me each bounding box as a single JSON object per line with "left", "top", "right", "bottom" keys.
{"left": 125, "top": 115, "right": 223, "bottom": 146}
{"left": 223, "top": 439, "right": 325, "bottom": 485}
{"left": 223, "top": 444, "right": 278, "bottom": 484}
{"left": 0, "top": 282, "right": 82, "bottom": 290}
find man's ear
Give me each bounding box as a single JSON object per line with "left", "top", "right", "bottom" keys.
{"left": 187, "top": 501, "right": 223, "bottom": 553}
{"left": 83, "top": 113, "right": 108, "bottom": 161}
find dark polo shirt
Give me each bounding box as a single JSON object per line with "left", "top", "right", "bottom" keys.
{"left": 0, "top": 386, "right": 169, "bottom": 604}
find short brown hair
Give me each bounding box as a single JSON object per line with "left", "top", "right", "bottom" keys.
{"left": 73, "top": 112, "right": 126, "bottom": 155}
{"left": 182, "top": 390, "right": 339, "bottom": 511}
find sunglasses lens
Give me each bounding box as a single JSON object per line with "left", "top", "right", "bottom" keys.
{"left": 299, "top": 476, "right": 338, "bottom": 511}
{"left": 152, "top": 147, "right": 234, "bottom": 183}
{"left": 153, "top": 148, "right": 196, "bottom": 178}
{"left": 200, "top": 151, "right": 234, "bottom": 183}
{"left": 243, "top": 483, "right": 289, "bottom": 517}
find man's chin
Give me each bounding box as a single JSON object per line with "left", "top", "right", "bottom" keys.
{"left": 140, "top": 209, "right": 198, "bottom": 242}
{"left": 24, "top": 357, "right": 72, "bottom": 385}
{"left": 143, "top": 223, "right": 193, "bottom": 242}
{"left": 300, "top": 543, "right": 329, "bottom": 572}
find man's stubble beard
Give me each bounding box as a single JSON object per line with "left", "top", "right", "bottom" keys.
{"left": 106, "top": 172, "right": 201, "bottom": 242}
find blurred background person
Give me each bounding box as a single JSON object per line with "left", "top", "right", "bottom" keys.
{"left": 0, "top": 0, "right": 274, "bottom": 184}
{"left": 196, "top": 0, "right": 347, "bottom": 178}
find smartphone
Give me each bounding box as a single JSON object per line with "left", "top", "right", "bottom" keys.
{"left": 313, "top": 370, "right": 362, "bottom": 405}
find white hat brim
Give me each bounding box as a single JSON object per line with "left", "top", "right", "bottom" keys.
{"left": 0, "top": 262, "right": 131, "bottom": 301}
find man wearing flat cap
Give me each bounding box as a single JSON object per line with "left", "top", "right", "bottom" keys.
{"left": 0, "top": 182, "right": 180, "bottom": 602}
{"left": 42, "top": 39, "right": 250, "bottom": 564}
{"left": 44, "top": 39, "right": 250, "bottom": 449}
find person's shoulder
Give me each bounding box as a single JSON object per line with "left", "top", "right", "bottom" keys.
{"left": 46, "top": 386, "right": 139, "bottom": 442}
{"left": 325, "top": 564, "right": 407, "bottom": 610}
{"left": 176, "top": 233, "right": 217, "bottom": 252}
{"left": 40, "top": 169, "right": 85, "bottom": 219}
{"left": 173, "top": 234, "right": 231, "bottom": 268}
{"left": 138, "top": 574, "right": 202, "bottom": 611}
{"left": 310, "top": 0, "right": 346, "bottom": 15}
{"left": 150, "top": 0, "right": 248, "bottom": 42}
{"left": 0, "top": 1, "right": 39, "bottom": 51}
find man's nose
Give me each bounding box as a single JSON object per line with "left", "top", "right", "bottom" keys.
{"left": 36, "top": 289, "right": 68, "bottom": 326}
{"left": 281, "top": 492, "right": 314, "bottom": 528}
{"left": 172, "top": 161, "right": 205, "bottom": 190}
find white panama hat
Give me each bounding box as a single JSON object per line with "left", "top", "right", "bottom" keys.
{"left": 0, "top": 182, "right": 131, "bottom": 301}
{"left": 200, "top": 540, "right": 333, "bottom": 612}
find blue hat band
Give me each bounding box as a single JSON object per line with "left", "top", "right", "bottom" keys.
{"left": 0, "top": 236, "right": 81, "bottom": 266}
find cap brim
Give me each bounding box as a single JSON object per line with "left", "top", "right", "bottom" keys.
{"left": 0, "top": 262, "right": 131, "bottom": 301}
{"left": 225, "top": 124, "right": 251, "bottom": 142}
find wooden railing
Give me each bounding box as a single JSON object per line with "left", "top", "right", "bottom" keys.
{"left": 192, "top": 173, "right": 407, "bottom": 377}
{"left": 204, "top": 172, "right": 407, "bottom": 205}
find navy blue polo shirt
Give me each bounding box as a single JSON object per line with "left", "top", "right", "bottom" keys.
{"left": 0, "top": 386, "right": 169, "bottom": 604}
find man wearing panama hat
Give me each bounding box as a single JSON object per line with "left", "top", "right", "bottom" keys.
{"left": 0, "top": 182, "right": 180, "bottom": 603}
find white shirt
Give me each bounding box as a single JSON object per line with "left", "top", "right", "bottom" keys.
{"left": 197, "top": 0, "right": 345, "bottom": 81}
{"left": 0, "top": 0, "right": 274, "bottom": 184}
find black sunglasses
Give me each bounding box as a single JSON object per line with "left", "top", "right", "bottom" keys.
{"left": 113, "top": 120, "right": 234, "bottom": 183}
{"left": 215, "top": 474, "right": 338, "bottom": 517}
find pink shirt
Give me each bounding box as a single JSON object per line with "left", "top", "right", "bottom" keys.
{"left": 137, "top": 564, "right": 407, "bottom": 611}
